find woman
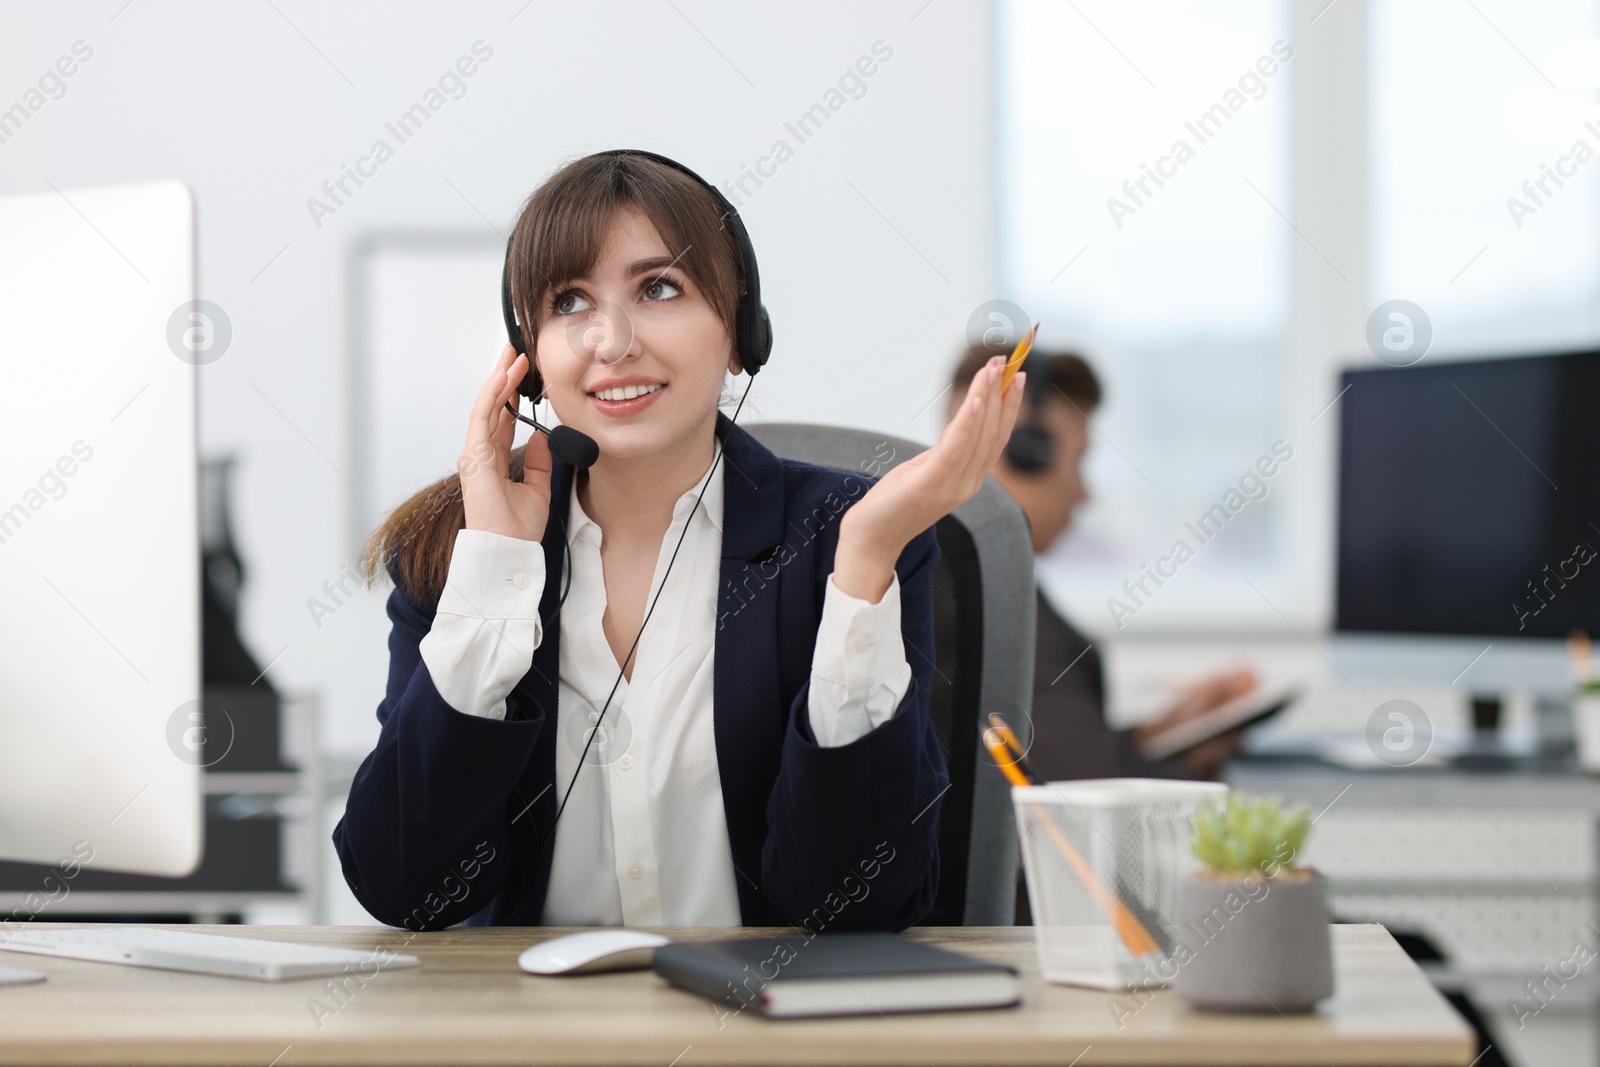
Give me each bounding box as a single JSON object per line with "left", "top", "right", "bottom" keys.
{"left": 333, "top": 151, "right": 1025, "bottom": 932}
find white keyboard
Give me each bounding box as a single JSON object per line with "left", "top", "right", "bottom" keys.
{"left": 0, "top": 927, "right": 421, "bottom": 982}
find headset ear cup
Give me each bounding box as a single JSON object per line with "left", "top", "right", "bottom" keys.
{"left": 509, "top": 323, "right": 542, "bottom": 402}
{"left": 733, "top": 304, "right": 772, "bottom": 376}
{"left": 1004, "top": 424, "right": 1055, "bottom": 475}
{"left": 517, "top": 362, "right": 542, "bottom": 403}
{"left": 501, "top": 255, "right": 541, "bottom": 403}
{"left": 750, "top": 305, "right": 772, "bottom": 374}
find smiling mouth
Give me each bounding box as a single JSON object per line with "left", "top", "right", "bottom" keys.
{"left": 589, "top": 383, "right": 663, "bottom": 401}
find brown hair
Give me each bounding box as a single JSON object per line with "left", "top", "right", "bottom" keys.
{"left": 948, "top": 341, "right": 1103, "bottom": 410}
{"left": 359, "top": 151, "right": 748, "bottom": 607}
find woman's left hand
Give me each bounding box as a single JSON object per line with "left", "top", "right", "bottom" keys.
{"left": 833, "top": 355, "right": 1027, "bottom": 602}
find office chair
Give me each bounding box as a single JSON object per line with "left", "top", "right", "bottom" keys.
{"left": 746, "top": 423, "right": 1037, "bottom": 925}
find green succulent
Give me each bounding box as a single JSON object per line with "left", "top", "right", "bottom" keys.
{"left": 1190, "top": 793, "right": 1313, "bottom": 875}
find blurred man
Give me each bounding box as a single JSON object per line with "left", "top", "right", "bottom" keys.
{"left": 943, "top": 343, "right": 1256, "bottom": 782}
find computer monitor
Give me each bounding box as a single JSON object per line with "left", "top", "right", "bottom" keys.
{"left": 0, "top": 181, "right": 202, "bottom": 876}
{"left": 1336, "top": 349, "right": 1600, "bottom": 640}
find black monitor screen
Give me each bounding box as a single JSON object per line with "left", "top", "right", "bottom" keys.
{"left": 1336, "top": 350, "right": 1600, "bottom": 638}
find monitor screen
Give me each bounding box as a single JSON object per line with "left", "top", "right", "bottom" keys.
{"left": 1336, "top": 350, "right": 1600, "bottom": 638}
{"left": 0, "top": 180, "right": 202, "bottom": 875}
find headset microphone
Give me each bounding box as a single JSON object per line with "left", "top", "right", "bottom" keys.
{"left": 544, "top": 422, "right": 600, "bottom": 469}
{"left": 510, "top": 402, "right": 600, "bottom": 470}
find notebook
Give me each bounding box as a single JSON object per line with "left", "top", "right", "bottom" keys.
{"left": 652, "top": 932, "right": 1021, "bottom": 1019}
{"left": 1138, "top": 681, "right": 1301, "bottom": 761}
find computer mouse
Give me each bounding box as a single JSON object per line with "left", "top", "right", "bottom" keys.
{"left": 517, "top": 930, "right": 670, "bottom": 976}
{"left": 0, "top": 967, "right": 44, "bottom": 986}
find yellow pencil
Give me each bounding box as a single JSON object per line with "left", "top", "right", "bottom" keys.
{"left": 986, "top": 712, "right": 1025, "bottom": 763}
{"left": 986, "top": 713, "right": 1043, "bottom": 785}
{"left": 984, "top": 727, "right": 1162, "bottom": 961}
{"left": 1000, "top": 322, "right": 1038, "bottom": 393}
{"left": 1571, "top": 630, "right": 1593, "bottom": 684}
{"left": 984, "top": 728, "right": 1032, "bottom": 787}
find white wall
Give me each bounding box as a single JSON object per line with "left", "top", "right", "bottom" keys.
{"left": 1, "top": 0, "right": 998, "bottom": 757}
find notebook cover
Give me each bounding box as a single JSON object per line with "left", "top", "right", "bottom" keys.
{"left": 652, "top": 932, "right": 1016, "bottom": 1014}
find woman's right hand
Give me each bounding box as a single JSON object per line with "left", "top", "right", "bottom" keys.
{"left": 459, "top": 344, "right": 551, "bottom": 542}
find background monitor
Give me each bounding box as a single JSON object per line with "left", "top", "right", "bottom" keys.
{"left": 0, "top": 180, "right": 202, "bottom": 876}
{"left": 1336, "top": 349, "right": 1600, "bottom": 641}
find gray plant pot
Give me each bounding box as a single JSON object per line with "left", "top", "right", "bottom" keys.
{"left": 1170, "top": 870, "right": 1334, "bottom": 1012}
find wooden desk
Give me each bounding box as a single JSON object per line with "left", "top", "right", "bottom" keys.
{"left": 0, "top": 923, "right": 1471, "bottom": 1066}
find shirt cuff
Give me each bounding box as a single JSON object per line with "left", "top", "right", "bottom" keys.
{"left": 806, "top": 572, "right": 914, "bottom": 747}
{"left": 417, "top": 529, "right": 547, "bottom": 720}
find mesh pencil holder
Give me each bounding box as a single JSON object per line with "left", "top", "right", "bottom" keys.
{"left": 1013, "top": 778, "right": 1228, "bottom": 990}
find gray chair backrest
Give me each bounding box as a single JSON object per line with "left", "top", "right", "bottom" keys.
{"left": 745, "top": 422, "right": 1036, "bottom": 925}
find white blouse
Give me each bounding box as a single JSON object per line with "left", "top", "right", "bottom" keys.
{"left": 415, "top": 440, "right": 912, "bottom": 926}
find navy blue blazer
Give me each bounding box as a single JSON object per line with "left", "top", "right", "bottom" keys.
{"left": 332, "top": 413, "right": 948, "bottom": 931}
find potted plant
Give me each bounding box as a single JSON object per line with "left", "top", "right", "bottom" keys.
{"left": 1170, "top": 793, "right": 1334, "bottom": 1012}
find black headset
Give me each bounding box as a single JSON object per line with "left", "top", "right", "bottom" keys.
{"left": 500, "top": 148, "right": 773, "bottom": 404}
{"left": 1003, "top": 351, "right": 1055, "bottom": 474}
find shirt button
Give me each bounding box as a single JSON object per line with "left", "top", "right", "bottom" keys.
{"left": 511, "top": 572, "right": 529, "bottom": 589}
{"left": 618, "top": 754, "right": 635, "bottom": 771}
{"left": 628, "top": 862, "right": 643, "bottom": 880}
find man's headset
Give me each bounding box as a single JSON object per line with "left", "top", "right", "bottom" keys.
{"left": 493, "top": 150, "right": 772, "bottom": 917}
{"left": 1003, "top": 351, "right": 1055, "bottom": 474}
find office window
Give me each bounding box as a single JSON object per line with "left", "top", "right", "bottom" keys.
{"left": 1370, "top": 0, "right": 1600, "bottom": 352}
{"left": 998, "top": 0, "right": 1292, "bottom": 628}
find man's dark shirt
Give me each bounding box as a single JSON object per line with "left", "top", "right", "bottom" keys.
{"left": 1027, "top": 588, "right": 1191, "bottom": 782}
{"left": 1015, "top": 588, "right": 1192, "bottom": 922}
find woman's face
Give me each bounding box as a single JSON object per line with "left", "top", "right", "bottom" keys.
{"left": 532, "top": 204, "right": 736, "bottom": 463}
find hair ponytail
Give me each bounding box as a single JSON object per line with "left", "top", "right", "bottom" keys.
{"left": 359, "top": 445, "right": 530, "bottom": 607}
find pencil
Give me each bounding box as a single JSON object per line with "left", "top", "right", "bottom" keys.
{"left": 1000, "top": 322, "right": 1039, "bottom": 393}
{"left": 1570, "top": 630, "right": 1593, "bottom": 684}
{"left": 987, "top": 713, "right": 1042, "bottom": 785}
{"left": 984, "top": 728, "right": 1163, "bottom": 963}
{"left": 983, "top": 728, "right": 1031, "bottom": 787}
